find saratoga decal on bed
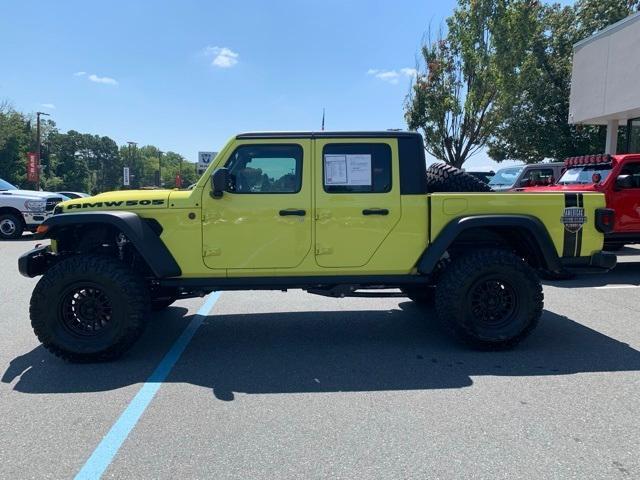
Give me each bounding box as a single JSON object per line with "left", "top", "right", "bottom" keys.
{"left": 65, "top": 199, "right": 166, "bottom": 209}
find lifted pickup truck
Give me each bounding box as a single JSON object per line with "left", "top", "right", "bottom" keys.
{"left": 523, "top": 154, "right": 640, "bottom": 250}
{"left": 19, "top": 132, "right": 615, "bottom": 362}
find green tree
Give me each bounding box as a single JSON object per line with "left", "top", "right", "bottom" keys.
{"left": 0, "top": 101, "right": 32, "bottom": 186}
{"left": 488, "top": 0, "right": 640, "bottom": 162}
{"left": 405, "top": 0, "right": 536, "bottom": 167}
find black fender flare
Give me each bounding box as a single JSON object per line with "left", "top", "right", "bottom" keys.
{"left": 40, "top": 211, "right": 181, "bottom": 278}
{"left": 417, "top": 215, "right": 563, "bottom": 275}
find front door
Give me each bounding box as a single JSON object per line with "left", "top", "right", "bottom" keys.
{"left": 610, "top": 161, "right": 640, "bottom": 232}
{"left": 314, "top": 139, "right": 401, "bottom": 268}
{"left": 202, "top": 141, "right": 312, "bottom": 270}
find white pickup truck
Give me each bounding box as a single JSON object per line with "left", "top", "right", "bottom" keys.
{"left": 0, "top": 178, "right": 66, "bottom": 240}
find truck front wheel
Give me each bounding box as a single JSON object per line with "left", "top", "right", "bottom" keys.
{"left": 435, "top": 249, "right": 543, "bottom": 349}
{"left": 30, "top": 255, "right": 150, "bottom": 362}
{"left": 0, "top": 213, "right": 24, "bottom": 240}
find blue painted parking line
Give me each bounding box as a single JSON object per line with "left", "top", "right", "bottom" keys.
{"left": 75, "top": 292, "right": 221, "bottom": 480}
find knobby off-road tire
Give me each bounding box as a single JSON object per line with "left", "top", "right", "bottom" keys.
{"left": 426, "top": 163, "right": 494, "bottom": 192}
{"left": 0, "top": 212, "right": 24, "bottom": 240}
{"left": 30, "top": 255, "right": 150, "bottom": 362}
{"left": 435, "top": 248, "right": 543, "bottom": 349}
{"left": 401, "top": 286, "right": 436, "bottom": 306}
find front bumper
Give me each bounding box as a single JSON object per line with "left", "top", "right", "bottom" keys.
{"left": 560, "top": 251, "right": 617, "bottom": 274}
{"left": 18, "top": 244, "right": 53, "bottom": 278}
{"left": 22, "top": 211, "right": 54, "bottom": 228}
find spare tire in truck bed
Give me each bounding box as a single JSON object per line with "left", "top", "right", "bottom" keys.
{"left": 426, "top": 163, "right": 494, "bottom": 193}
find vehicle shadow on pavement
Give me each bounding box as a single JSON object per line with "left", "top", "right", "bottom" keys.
{"left": 545, "top": 261, "right": 640, "bottom": 288}
{"left": 4, "top": 303, "right": 640, "bottom": 400}
{"left": 1, "top": 306, "right": 193, "bottom": 394}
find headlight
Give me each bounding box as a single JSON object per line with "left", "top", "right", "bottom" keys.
{"left": 24, "top": 200, "right": 46, "bottom": 212}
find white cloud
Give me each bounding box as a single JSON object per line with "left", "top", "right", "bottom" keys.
{"left": 367, "top": 67, "right": 417, "bottom": 84}
{"left": 88, "top": 74, "right": 118, "bottom": 85}
{"left": 400, "top": 67, "right": 418, "bottom": 78}
{"left": 41, "top": 103, "right": 56, "bottom": 109}
{"left": 203, "top": 46, "right": 239, "bottom": 68}
{"left": 73, "top": 71, "right": 86, "bottom": 76}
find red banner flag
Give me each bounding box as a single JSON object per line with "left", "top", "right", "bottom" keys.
{"left": 27, "top": 152, "right": 39, "bottom": 184}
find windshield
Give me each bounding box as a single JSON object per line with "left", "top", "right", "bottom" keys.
{"left": 488, "top": 167, "right": 524, "bottom": 187}
{"left": 558, "top": 165, "right": 613, "bottom": 185}
{"left": 0, "top": 179, "right": 17, "bottom": 191}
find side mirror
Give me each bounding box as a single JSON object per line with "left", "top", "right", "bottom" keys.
{"left": 615, "top": 175, "right": 633, "bottom": 190}
{"left": 211, "top": 168, "right": 229, "bottom": 198}
{"left": 520, "top": 179, "right": 532, "bottom": 187}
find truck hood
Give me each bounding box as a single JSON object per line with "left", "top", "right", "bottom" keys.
{"left": 1, "top": 189, "right": 67, "bottom": 200}
{"left": 519, "top": 184, "right": 599, "bottom": 192}
{"left": 59, "top": 189, "right": 172, "bottom": 212}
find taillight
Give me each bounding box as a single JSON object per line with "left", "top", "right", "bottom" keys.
{"left": 595, "top": 208, "right": 615, "bottom": 233}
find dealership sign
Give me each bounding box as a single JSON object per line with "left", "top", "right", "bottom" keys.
{"left": 197, "top": 151, "right": 217, "bottom": 174}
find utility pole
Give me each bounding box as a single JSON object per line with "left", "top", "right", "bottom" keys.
{"left": 158, "top": 150, "right": 163, "bottom": 187}
{"left": 36, "top": 111, "right": 50, "bottom": 190}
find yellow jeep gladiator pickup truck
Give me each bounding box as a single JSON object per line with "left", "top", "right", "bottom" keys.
{"left": 18, "top": 131, "right": 616, "bottom": 362}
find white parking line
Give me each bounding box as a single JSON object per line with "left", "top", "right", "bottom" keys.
{"left": 74, "top": 292, "right": 221, "bottom": 480}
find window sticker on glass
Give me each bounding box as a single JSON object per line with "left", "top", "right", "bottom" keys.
{"left": 324, "top": 155, "right": 348, "bottom": 184}
{"left": 324, "top": 154, "right": 372, "bottom": 186}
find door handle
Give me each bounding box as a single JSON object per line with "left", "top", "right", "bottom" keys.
{"left": 362, "top": 208, "right": 389, "bottom": 216}
{"left": 279, "top": 209, "right": 306, "bottom": 216}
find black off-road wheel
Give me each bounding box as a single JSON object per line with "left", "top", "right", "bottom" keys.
{"left": 426, "top": 163, "right": 493, "bottom": 192}
{"left": 30, "top": 255, "right": 150, "bottom": 362}
{"left": 401, "top": 286, "right": 435, "bottom": 306}
{"left": 435, "top": 249, "right": 543, "bottom": 349}
{"left": 0, "top": 213, "right": 24, "bottom": 240}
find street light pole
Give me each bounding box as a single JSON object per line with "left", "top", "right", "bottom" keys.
{"left": 36, "top": 111, "right": 50, "bottom": 190}
{"left": 127, "top": 141, "right": 137, "bottom": 188}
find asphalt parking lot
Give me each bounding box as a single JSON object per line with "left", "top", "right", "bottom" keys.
{"left": 1, "top": 238, "right": 639, "bottom": 479}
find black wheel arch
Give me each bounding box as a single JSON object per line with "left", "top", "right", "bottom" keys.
{"left": 417, "top": 215, "right": 563, "bottom": 275}
{"left": 38, "top": 211, "right": 181, "bottom": 278}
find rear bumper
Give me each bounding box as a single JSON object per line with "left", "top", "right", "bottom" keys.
{"left": 560, "top": 251, "right": 617, "bottom": 273}
{"left": 18, "top": 245, "right": 52, "bottom": 278}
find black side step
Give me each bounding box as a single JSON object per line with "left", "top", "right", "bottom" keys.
{"left": 306, "top": 286, "right": 407, "bottom": 298}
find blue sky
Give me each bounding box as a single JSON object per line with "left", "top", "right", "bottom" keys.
{"left": 0, "top": 0, "right": 572, "bottom": 170}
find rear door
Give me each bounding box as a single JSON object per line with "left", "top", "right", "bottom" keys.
{"left": 314, "top": 139, "right": 401, "bottom": 267}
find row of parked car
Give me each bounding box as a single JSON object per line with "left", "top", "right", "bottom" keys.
{"left": 469, "top": 153, "right": 640, "bottom": 250}
{"left": 0, "top": 178, "right": 88, "bottom": 240}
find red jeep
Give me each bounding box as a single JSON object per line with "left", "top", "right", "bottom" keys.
{"left": 523, "top": 154, "right": 640, "bottom": 251}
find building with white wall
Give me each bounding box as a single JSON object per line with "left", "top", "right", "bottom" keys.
{"left": 569, "top": 12, "right": 640, "bottom": 154}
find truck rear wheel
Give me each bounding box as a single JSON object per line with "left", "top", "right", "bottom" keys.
{"left": 426, "top": 163, "right": 493, "bottom": 192}
{"left": 30, "top": 255, "right": 150, "bottom": 362}
{"left": 435, "top": 248, "right": 543, "bottom": 349}
{"left": 0, "top": 213, "right": 24, "bottom": 240}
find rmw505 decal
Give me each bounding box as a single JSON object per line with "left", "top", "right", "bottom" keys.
{"left": 66, "top": 199, "right": 166, "bottom": 209}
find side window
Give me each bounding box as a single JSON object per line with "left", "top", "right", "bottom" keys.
{"left": 224, "top": 144, "right": 303, "bottom": 194}
{"left": 617, "top": 162, "right": 640, "bottom": 189}
{"left": 322, "top": 143, "right": 392, "bottom": 193}
{"left": 520, "top": 168, "right": 555, "bottom": 186}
